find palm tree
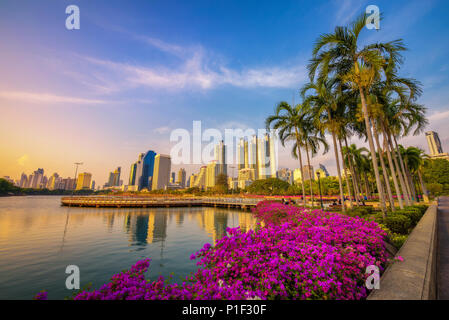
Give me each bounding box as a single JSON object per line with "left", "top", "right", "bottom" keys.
{"left": 292, "top": 104, "right": 329, "bottom": 205}
{"left": 301, "top": 79, "right": 347, "bottom": 212}
{"left": 266, "top": 101, "right": 309, "bottom": 206}
{"left": 308, "top": 13, "right": 407, "bottom": 216}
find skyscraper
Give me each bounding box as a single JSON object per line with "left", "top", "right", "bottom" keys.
{"left": 426, "top": 131, "right": 443, "bottom": 156}
{"left": 171, "top": 172, "right": 176, "bottom": 184}
{"left": 206, "top": 161, "right": 220, "bottom": 189}
{"left": 30, "top": 168, "right": 44, "bottom": 189}
{"left": 257, "top": 134, "right": 276, "bottom": 180}
{"left": 237, "top": 138, "right": 249, "bottom": 170}
{"left": 152, "top": 154, "right": 171, "bottom": 190}
{"left": 176, "top": 168, "right": 186, "bottom": 187}
{"left": 135, "top": 150, "right": 157, "bottom": 190}
{"left": 426, "top": 131, "right": 448, "bottom": 160}
{"left": 76, "top": 173, "right": 92, "bottom": 190}
{"left": 214, "top": 140, "right": 227, "bottom": 176}
{"left": 248, "top": 135, "right": 259, "bottom": 179}
{"left": 19, "top": 173, "right": 28, "bottom": 188}
{"left": 107, "top": 167, "right": 121, "bottom": 187}
{"left": 129, "top": 162, "right": 137, "bottom": 186}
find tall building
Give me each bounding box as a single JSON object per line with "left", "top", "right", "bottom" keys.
{"left": 214, "top": 140, "right": 227, "bottom": 176}
{"left": 206, "top": 161, "right": 220, "bottom": 189}
{"left": 176, "top": 168, "right": 187, "bottom": 187}
{"left": 107, "top": 167, "right": 121, "bottom": 187}
{"left": 293, "top": 168, "right": 303, "bottom": 184}
{"left": 129, "top": 162, "right": 137, "bottom": 186}
{"left": 426, "top": 131, "right": 449, "bottom": 160}
{"left": 170, "top": 172, "right": 176, "bottom": 184}
{"left": 135, "top": 150, "right": 157, "bottom": 190}
{"left": 237, "top": 138, "right": 249, "bottom": 170}
{"left": 19, "top": 173, "right": 28, "bottom": 188}
{"left": 426, "top": 131, "right": 443, "bottom": 156}
{"left": 47, "top": 173, "right": 59, "bottom": 190}
{"left": 76, "top": 173, "right": 92, "bottom": 190}
{"left": 193, "top": 166, "right": 207, "bottom": 189}
{"left": 237, "top": 168, "right": 256, "bottom": 189}
{"left": 248, "top": 135, "right": 259, "bottom": 179}
{"left": 152, "top": 154, "right": 171, "bottom": 190}
{"left": 257, "top": 134, "right": 277, "bottom": 180}
{"left": 302, "top": 165, "right": 314, "bottom": 181}
{"left": 30, "top": 168, "right": 44, "bottom": 189}
{"left": 277, "top": 168, "right": 293, "bottom": 184}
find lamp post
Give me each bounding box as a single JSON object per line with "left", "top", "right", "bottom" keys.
{"left": 72, "top": 162, "right": 83, "bottom": 196}
{"left": 317, "top": 171, "right": 323, "bottom": 210}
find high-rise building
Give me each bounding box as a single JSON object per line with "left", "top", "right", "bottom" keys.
{"left": 152, "top": 154, "right": 171, "bottom": 190}
{"left": 193, "top": 166, "right": 207, "bottom": 189}
{"left": 214, "top": 140, "right": 227, "bottom": 176}
{"left": 302, "top": 165, "right": 314, "bottom": 181}
{"left": 277, "top": 168, "right": 293, "bottom": 184}
{"left": 257, "top": 134, "right": 277, "bottom": 180}
{"left": 19, "top": 173, "right": 28, "bottom": 188}
{"left": 91, "top": 180, "right": 96, "bottom": 190}
{"left": 426, "top": 131, "right": 449, "bottom": 160}
{"left": 206, "top": 161, "right": 220, "bottom": 189}
{"left": 248, "top": 135, "right": 258, "bottom": 179}
{"left": 47, "top": 173, "right": 59, "bottom": 190}
{"left": 170, "top": 172, "right": 176, "bottom": 184}
{"left": 107, "top": 167, "right": 121, "bottom": 187}
{"left": 129, "top": 162, "right": 137, "bottom": 186}
{"left": 76, "top": 173, "right": 92, "bottom": 190}
{"left": 426, "top": 131, "right": 443, "bottom": 156}
{"left": 237, "top": 138, "right": 249, "bottom": 170}
{"left": 30, "top": 168, "right": 44, "bottom": 189}
{"left": 135, "top": 150, "right": 157, "bottom": 190}
{"left": 293, "top": 168, "right": 303, "bottom": 184}
{"left": 237, "top": 168, "right": 256, "bottom": 189}
{"left": 176, "top": 168, "right": 187, "bottom": 188}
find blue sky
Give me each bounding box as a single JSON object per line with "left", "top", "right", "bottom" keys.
{"left": 1, "top": 0, "right": 449, "bottom": 185}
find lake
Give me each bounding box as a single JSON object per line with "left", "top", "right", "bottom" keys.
{"left": 0, "top": 196, "right": 257, "bottom": 300}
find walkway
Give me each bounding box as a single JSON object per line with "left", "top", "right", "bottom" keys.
{"left": 438, "top": 196, "right": 449, "bottom": 299}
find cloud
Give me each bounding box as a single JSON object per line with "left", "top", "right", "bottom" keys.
{"left": 78, "top": 37, "right": 307, "bottom": 92}
{"left": 0, "top": 91, "right": 107, "bottom": 105}
{"left": 17, "top": 154, "right": 29, "bottom": 166}
{"left": 334, "top": 0, "right": 366, "bottom": 25}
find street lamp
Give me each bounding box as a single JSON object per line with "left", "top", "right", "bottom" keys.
{"left": 317, "top": 171, "right": 323, "bottom": 210}
{"left": 72, "top": 162, "right": 83, "bottom": 196}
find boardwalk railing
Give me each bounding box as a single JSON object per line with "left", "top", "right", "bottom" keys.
{"left": 61, "top": 196, "right": 265, "bottom": 209}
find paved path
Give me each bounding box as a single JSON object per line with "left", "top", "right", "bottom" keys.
{"left": 438, "top": 197, "right": 449, "bottom": 299}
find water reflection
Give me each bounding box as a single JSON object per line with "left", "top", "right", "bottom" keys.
{"left": 0, "top": 196, "right": 259, "bottom": 299}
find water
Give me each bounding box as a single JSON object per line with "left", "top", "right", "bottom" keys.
{"left": 0, "top": 196, "right": 257, "bottom": 300}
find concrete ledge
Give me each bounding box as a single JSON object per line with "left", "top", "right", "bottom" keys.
{"left": 368, "top": 205, "right": 438, "bottom": 300}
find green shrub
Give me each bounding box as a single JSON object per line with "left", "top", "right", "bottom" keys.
{"left": 345, "top": 206, "right": 375, "bottom": 217}
{"left": 390, "top": 233, "right": 408, "bottom": 249}
{"left": 384, "top": 214, "right": 412, "bottom": 234}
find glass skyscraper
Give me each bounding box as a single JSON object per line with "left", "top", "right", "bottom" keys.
{"left": 135, "top": 150, "right": 157, "bottom": 190}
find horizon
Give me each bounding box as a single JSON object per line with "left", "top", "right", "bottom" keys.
{"left": 1, "top": 0, "right": 449, "bottom": 186}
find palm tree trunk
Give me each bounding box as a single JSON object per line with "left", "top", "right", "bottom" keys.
{"left": 393, "top": 135, "right": 414, "bottom": 204}
{"left": 417, "top": 170, "right": 428, "bottom": 200}
{"left": 339, "top": 138, "right": 353, "bottom": 209}
{"left": 344, "top": 138, "right": 361, "bottom": 206}
{"left": 331, "top": 130, "right": 346, "bottom": 213}
{"left": 304, "top": 143, "right": 314, "bottom": 206}
{"left": 386, "top": 130, "right": 411, "bottom": 206}
{"left": 383, "top": 129, "right": 404, "bottom": 209}
{"left": 359, "top": 87, "right": 387, "bottom": 215}
{"left": 294, "top": 130, "right": 307, "bottom": 207}
{"left": 373, "top": 123, "right": 395, "bottom": 210}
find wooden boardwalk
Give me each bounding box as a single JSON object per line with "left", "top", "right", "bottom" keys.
{"left": 61, "top": 196, "right": 261, "bottom": 210}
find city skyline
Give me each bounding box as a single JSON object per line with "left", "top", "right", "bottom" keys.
{"left": 1, "top": 0, "right": 449, "bottom": 185}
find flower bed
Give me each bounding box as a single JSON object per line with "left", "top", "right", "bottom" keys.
{"left": 35, "top": 201, "right": 388, "bottom": 300}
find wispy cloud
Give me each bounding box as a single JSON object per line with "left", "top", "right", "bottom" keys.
{"left": 17, "top": 154, "right": 29, "bottom": 166}
{"left": 153, "top": 126, "right": 171, "bottom": 134}
{"left": 334, "top": 0, "right": 366, "bottom": 25}
{"left": 81, "top": 49, "right": 307, "bottom": 92}
{"left": 0, "top": 91, "right": 107, "bottom": 105}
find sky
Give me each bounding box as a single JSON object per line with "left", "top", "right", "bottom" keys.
{"left": 1, "top": 0, "right": 449, "bottom": 186}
